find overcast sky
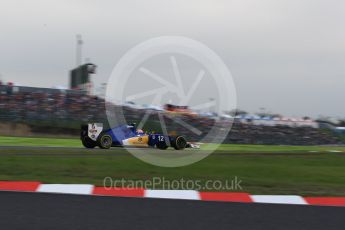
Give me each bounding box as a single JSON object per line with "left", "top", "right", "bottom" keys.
{"left": 1, "top": 0, "right": 344, "bottom": 118}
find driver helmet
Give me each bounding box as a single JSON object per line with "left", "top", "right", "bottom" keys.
{"left": 137, "top": 129, "right": 144, "bottom": 134}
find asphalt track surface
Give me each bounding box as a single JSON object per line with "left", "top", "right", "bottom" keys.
{"left": 0, "top": 146, "right": 339, "bottom": 157}
{"left": 0, "top": 191, "right": 344, "bottom": 230}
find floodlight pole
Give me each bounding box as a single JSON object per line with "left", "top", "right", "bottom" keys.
{"left": 76, "top": 34, "right": 83, "bottom": 67}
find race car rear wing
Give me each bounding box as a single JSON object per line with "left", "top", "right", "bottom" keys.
{"left": 81, "top": 123, "right": 104, "bottom": 141}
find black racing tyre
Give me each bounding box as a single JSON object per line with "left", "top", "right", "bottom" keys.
{"left": 173, "top": 136, "right": 187, "bottom": 150}
{"left": 81, "top": 136, "right": 97, "bottom": 149}
{"left": 97, "top": 133, "right": 113, "bottom": 149}
{"left": 156, "top": 142, "right": 168, "bottom": 150}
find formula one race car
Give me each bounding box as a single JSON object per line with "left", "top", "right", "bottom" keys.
{"left": 81, "top": 123, "right": 199, "bottom": 150}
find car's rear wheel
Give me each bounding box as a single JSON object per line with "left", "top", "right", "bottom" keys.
{"left": 156, "top": 142, "right": 168, "bottom": 150}
{"left": 81, "top": 136, "right": 97, "bottom": 148}
{"left": 97, "top": 133, "right": 113, "bottom": 149}
{"left": 173, "top": 136, "right": 187, "bottom": 150}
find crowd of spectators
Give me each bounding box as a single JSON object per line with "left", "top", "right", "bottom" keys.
{"left": 0, "top": 85, "right": 343, "bottom": 145}
{"left": 0, "top": 85, "right": 106, "bottom": 127}
{"left": 225, "top": 122, "right": 342, "bottom": 145}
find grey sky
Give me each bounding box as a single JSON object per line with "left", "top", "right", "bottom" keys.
{"left": 0, "top": 0, "right": 344, "bottom": 118}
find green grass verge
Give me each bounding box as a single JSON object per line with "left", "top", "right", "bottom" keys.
{"left": 203, "top": 143, "right": 345, "bottom": 153}
{"left": 0, "top": 136, "right": 345, "bottom": 196}
{"left": 1, "top": 136, "right": 344, "bottom": 153}
{"left": 0, "top": 149, "right": 344, "bottom": 196}
{"left": 0, "top": 136, "right": 81, "bottom": 147}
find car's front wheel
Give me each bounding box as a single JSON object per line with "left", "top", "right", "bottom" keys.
{"left": 172, "top": 136, "right": 187, "bottom": 150}
{"left": 97, "top": 133, "right": 113, "bottom": 149}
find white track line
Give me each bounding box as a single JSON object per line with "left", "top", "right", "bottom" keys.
{"left": 250, "top": 195, "right": 307, "bottom": 205}
{"left": 145, "top": 190, "right": 200, "bottom": 200}
{"left": 37, "top": 184, "right": 94, "bottom": 195}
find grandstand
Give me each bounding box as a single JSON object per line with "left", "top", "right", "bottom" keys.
{"left": 0, "top": 84, "right": 343, "bottom": 145}
{"left": 0, "top": 85, "right": 105, "bottom": 131}
{"left": 234, "top": 115, "right": 319, "bottom": 128}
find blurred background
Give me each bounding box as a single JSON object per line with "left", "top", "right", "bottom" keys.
{"left": 0, "top": 81, "right": 344, "bottom": 145}
{"left": 0, "top": 0, "right": 344, "bottom": 145}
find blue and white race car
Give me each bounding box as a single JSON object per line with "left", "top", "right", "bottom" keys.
{"left": 81, "top": 123, "right": 199, "bottom": 150}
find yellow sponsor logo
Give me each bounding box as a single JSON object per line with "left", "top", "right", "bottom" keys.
{"left": 126, "top": 135, "right": 149, "bottom": 146}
